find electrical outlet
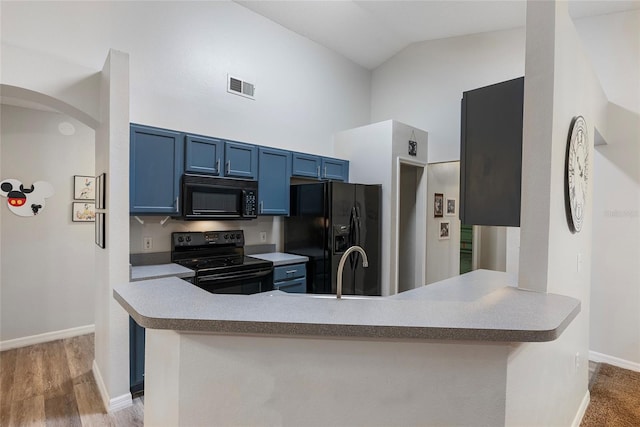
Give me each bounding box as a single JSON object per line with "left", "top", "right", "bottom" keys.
{"left": 577, "top": 253, "right": 582, "bottom": 273}
{"left": 259, "top": 231, "right": 267, "bottom": 243}
{"left": 143, "top": 237, "right": 153, "bottom": 251}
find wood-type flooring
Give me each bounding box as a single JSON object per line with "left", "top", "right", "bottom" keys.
{"left": 0, "top": 334, "right": 143, "bottom": 426}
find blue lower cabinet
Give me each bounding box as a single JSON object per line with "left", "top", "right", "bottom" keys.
{"left": 258, "top": 148, "right": 291, "bottom": 215}
{"left": 273, "top": 263, "right": 306, "bottom": 293}
{"left": 275, "top": 277, "right": 306, "bottom": 293}
{"left": 129, "top": 317, "right": 145, "bottom": 393}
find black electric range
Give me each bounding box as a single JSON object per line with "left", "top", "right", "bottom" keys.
{"left": 171, "top": 230, "right": 273, "bottom": 294}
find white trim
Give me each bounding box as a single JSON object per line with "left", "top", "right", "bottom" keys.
{"left": 571, "top": 391, "right": 590, "bottom": 427}
{"left": 589, "top": 350, "right": 640, "bottom": 372}
{"left": 109, "top": 393, "right": 133, "bottom": 412}
{"left": 0, "top": 324, "right": 95, "bottom": 351}
{"left": 92, "top": 359, "right": 110, "bottom": 411}
{"left": 92, "top": 360, "right": 133, "bottom": 413}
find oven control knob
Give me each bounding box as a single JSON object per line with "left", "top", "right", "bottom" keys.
{"left": 224, "top": 234, "right": 229, "bottom": 239}
{"left": 178, "top": 237, "right": 184, "bottom": 243}
{"left": 186, "top": 236, "right": 191, "bottom": 242}
{"left": 236, "top": 233, "right": 241, "bottom": 240}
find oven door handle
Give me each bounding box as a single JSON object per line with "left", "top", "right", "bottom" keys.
{"left": 198, "top": 269, "right": 272, "bottom": 283}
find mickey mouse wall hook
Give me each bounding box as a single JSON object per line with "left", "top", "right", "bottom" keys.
{"left": 0, "top": 179, "right": 54, "bottom": 217}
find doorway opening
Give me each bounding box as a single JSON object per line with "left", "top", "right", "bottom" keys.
{"left": 397, "top": 161, "right": 427, "bottom": 293}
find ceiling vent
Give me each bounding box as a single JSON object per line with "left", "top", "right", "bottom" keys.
{"left": 227, "top": 75, "right": 255, "bottom": 100}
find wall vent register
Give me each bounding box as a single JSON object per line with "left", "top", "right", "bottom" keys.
{"left": 227, "top": 74, "right": 255, "bottom": 99}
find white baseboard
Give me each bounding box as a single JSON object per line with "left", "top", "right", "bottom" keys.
{"left": 589, "top": 350, "right": 640, "bottom": 372}
{"left": 0, "top": 324, "right": 95, "bottom": 351}
{"left": 92, "top": 360, "right": 133, "bottom": 413}
{"left": 571, "top": 391, "right": 590, "bottom": 427}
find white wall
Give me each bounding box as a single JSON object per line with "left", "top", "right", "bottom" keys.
{"left": 93, "top": 49, "right": 132, "bottom": 410}
{"left": 575, "top": 10, "right": 640, "bottom": 369}
{"left": 590, "top": 104, "right": 640, "bottom": 367}
{"left": 574, "top": 10, "right": 640, "bottom": 114}
{"left": 506, "top": 1, "right": 607, "bottom": 424}
{"left": 426, "top": 162, "right": 461, "bottom": 284}
{"left": 146, "top": 331, "right": 510, "bottom": 426}
{"left": 371, "top": 27, "right": 525, "bottom": 163}
{"left": 0, "top": 105, "right": 95, "bottom": 342}
{"left": 1, "top": 1, "right": 371, "bottom": 156}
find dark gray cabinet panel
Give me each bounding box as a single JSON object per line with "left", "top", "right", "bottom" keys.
{"left": 129, "top": 317, "right": 145, "bottom": 393}
{"left": 460, "top": 77, "right": 524, "bottom": 227}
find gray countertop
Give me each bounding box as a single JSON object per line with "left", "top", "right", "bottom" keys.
{"left": 130, "top": 263, "right": 195, "bottom": 282}
{"left": 114, "top": 269, "right": 580, "bottom": 343}
{"left": 249, "top": 252, "right": 309, "bottom": 266}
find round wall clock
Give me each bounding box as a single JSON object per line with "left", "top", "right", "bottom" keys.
{"left": 565, "top": 115, "right": 589, "bottom": 233}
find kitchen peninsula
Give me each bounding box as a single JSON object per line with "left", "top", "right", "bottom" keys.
{"left": 114, "top": 269, "right": 580, "bottom": 426}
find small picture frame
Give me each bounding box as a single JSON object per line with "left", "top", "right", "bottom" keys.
{"left": 96, "top": 173, "right": 106, "bottom": 209}
{"left": 74, "top": 175, "right": 95, "bottom": 200}
{"left": 408, "top": 140, "right": 417, "bottom": 156}
{"left": 446, "top": 197, "right": 457, "bottom": 216}
{"left": 95, "top": 212, "right": 105, "bottom": 248}
{"left": 439, "top": 220, "right": 451, "bottom": 240}
{"left": 72, "top": 202, "right": 96, "bottom": 222}
{"left": 434, "top": 193, "right": 444, "bottom": 218}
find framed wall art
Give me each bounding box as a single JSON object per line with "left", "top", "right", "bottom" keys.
{"left": 434, "top": 193, "right": 444, "bottom": 218}
{"left": 446, "top": 197, "right": 457, "bottom": 216}
{"left": 74, "top": 175, "right": 95, "bottom": 200}
{"left": 96, "top": 173, "right": 106, "bottom": 209}
{"left": 72, "top": 202, "right": 95, "bottom": 222}
{"left": 439, "top": 220, "right": 451, "bottom": 240}
{"left": 95, "top": 212, "right": 105, "bottom": 248}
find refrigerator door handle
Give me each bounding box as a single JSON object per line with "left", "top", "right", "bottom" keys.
{"left": 355, "top": 204, "right": 362, "bottom": 246}
{"left": 349, "top": 206, "right": 358, "bottom": 269}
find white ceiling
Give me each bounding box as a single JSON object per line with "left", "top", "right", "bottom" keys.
{"left": 237, "top": 0, "right": 640, "bottom": 69}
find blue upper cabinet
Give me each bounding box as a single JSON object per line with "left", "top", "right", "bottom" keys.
{"left": 185, "top": 135, "right": 224, "bottom": 175}
{"left": 258, "top": 147, "right": 291, "bottom": 215}
{"left": 292, "top": 152, "right": 322, "bottom": 179}
{"left": 291, "top": 152, "right": 349, "bottom": 182}
{"left": 321, "top": 157, "right": 349, "bottom": 182}
{"left": 225, "top": 141, "right": 258, "bottom": 179}
{"left": 130, "top": 124, "right": 184, "bottom": 215}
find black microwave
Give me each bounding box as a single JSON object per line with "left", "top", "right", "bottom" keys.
{"left": 182, "top": 174, "right": 258, "bottom": 220}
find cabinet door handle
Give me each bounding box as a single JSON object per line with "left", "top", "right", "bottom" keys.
{"left": 260, "top": 201, "right": 263, "bottom": 214}
{"left": 316, "top": 165, "right": 320, "bottom": 178}
{"left": 174, "top": 197, "right": 179, "bottom": 212}
{"left": 324, "top": 166, "right": 327, "bottom": 178}
{"left": 216, "top": 158, "right": 220, "bottom": 174}
{"left": 285, "top": 270, "right": 296, "bottom": 274}
{"left": 226, "top": 160, "right": 230, "bottom": 175}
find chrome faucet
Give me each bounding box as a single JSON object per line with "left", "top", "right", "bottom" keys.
{"left": 336, "top": 245, "right": 369, "bottom": 299}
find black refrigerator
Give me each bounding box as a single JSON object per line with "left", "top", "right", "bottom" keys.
{"left": 284, "top": 181, "right": 381, "bottom": 296}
